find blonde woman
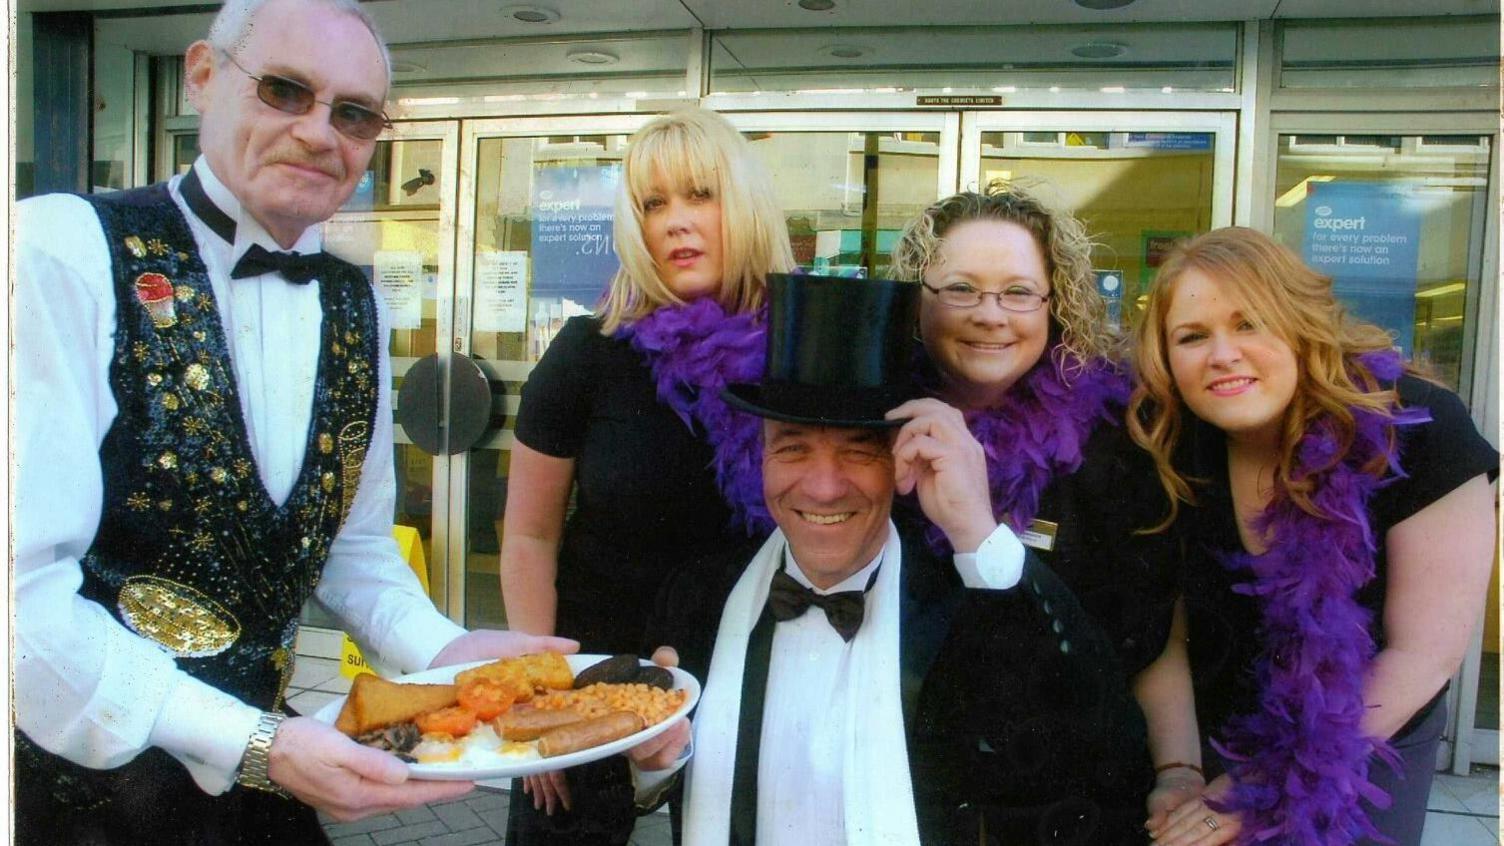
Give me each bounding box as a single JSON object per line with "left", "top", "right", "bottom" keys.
{"left": 1130, "top": 227, "right": 1496, "bottom": 846}
{"left": 500, "top": 107, "right": 793, "bottom": 842}
{"left": 888, "top": 183, "right": 1193, "bottom": 841}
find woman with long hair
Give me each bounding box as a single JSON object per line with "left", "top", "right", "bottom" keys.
{"left": 500, "top": 107, "right": 793, "bottom": 844}
{"left": 1131, "top": 226, "right": 1496, "bottom": 845}
{"left": 889, "top": 182, "right": 1192, "bottom": 842}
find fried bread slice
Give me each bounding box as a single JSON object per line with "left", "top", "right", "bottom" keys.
{"left": 335, "top": 674, "right": 458, "bottom": 736}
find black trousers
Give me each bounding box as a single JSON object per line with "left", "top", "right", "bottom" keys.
{"left": 15, "top": 734, "right": 327, "bottom": 846}
{"left": 503, "top": 757, "right": 636, "bottom": 846}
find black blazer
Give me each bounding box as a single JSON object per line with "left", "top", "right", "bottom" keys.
{"left": 646, "top": 526, "right": 1153, "bottom": 846}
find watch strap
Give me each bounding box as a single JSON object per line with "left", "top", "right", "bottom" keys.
{"left": 235, "top": 710, "right": 290, "bottom": 797}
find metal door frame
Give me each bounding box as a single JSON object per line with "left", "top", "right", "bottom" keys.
{"left": 328, "top": 118, "right": 463, "bottom": 618}
{"left": 960, "top": 109, "right": 1238, "bottom": 228}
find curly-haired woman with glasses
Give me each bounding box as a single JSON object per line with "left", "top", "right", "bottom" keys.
{"left": 888, "top": 182, "right": 1197, "bottom": 843}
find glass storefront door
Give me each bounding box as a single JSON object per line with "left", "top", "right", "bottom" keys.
{"left": 317, "top": 120, "right": 462, "bottom": 622}
{"left": 1265, "top": 114, "right": 1499, "bottom": 772}
{"left": 1270, "top": 133, "right": 1491, "bottom": 395}
{"left": 962, "top": 110, "right": 1237, "bottom": 328}
{"left": 457, "top": 115, "right": 651, "bottom": 628}
{"left": 723, "top": 112, "right": 960, "bottom": 278}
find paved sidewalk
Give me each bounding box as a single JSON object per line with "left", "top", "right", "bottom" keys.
{"left": 289, "top": 655, "right": 1498, "bottom": 845}
{"left": 319, "top": 790, "right": 674, "bottom": 846}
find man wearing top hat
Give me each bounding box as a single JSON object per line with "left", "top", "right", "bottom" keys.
{"left": 619, "top": 273, "right": 1154, "bottom": 844}
{"left": 13, "top": 1, "right": 575, "bottom": 842}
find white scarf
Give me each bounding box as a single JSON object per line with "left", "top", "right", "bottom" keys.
{"left": 682, "top": 522, "right": 919, "bottom": 845}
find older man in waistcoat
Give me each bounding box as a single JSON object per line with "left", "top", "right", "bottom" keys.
{"left": 14, "top": 1, "right": 573, "bottom": 842}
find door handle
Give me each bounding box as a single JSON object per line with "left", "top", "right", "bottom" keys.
{"left": 395, "top": 352, "right": 496, "bottom": 455}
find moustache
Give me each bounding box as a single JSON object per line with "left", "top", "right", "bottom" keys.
{"left": 267, "top": 151, "right": 344, "bottom": 180}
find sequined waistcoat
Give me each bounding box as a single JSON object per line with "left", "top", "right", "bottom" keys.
{"left": 75, "top": 183, "right": 380, "bottom": 710}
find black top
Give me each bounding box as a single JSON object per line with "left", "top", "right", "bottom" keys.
{"left": 514, "top": 315, "right": 746, "bottom": 654}
{"left": 1174, "top": 375, "right": 1499, "bottom": 747}
{"left": 893, "top": 420, "right": 1179, "bottom": 677}
{"left": 1031, "top": 422, "right": 1181, "bottom": 676}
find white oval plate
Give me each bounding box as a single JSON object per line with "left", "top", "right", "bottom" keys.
{"left": 312, "top": 654, "right": 699, "bottom": 781}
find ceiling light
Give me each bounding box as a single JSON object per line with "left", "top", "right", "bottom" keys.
{"left": 1161, "top": 86, "right": 1173, "bottom": 93}
{"left": 567, "top": 48, "right": 619, "bottom": 65}
{"left": 390, "top": 60, "right": 427, "bottom": 74}
{"left": 1274, "top": 175, "right": 1335, "bottom": 208}
{"left": 798, "top": 0, "right": 837, "bottom": 9}
{"left": 1100, "top": 85, "right": 1126, "bottom": 93}
{"left": 504, "top": 5, "right": 560, "bottom": 24}
{"left": 1072, "top": 41, "right": 1127, "bottom": 59}
{"left": 1417, "top": 282, "right": 1467, "bottom": 298}
{"left": 1074, "top": 0, "right": 1137, "bottom": 8}
{"left": 992, "top": 86, "right": 1017, "bottom": 93}
{"left": 819, "top": 44, "right": 869, "bottom": 60}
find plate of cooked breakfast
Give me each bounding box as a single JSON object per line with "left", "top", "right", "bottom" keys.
{"left": 313, "top": 652, "right": 700, "bottom": 780}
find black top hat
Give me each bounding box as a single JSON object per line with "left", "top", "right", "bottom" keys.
{"left": 723, "top": 272, "right": 920, "bottom": 428}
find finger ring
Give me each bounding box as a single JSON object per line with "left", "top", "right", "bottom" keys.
{"left": 1203, "top": 815, "right": 1220, "bottom": 832}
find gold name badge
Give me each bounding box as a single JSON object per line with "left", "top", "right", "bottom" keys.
{"left": 1019, "top": 519, "right": 1059, "bottom": 552}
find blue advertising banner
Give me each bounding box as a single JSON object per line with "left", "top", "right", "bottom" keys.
{"left": 530, "top": 164, "right": 621, "bottom": 307}
{"left": 1302, "top": 181, "right": 1421, "bottom": 354}
{"left": 1123, "top": 132, "right": 1213, "bottom": 151}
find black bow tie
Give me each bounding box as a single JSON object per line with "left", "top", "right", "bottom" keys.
{"left": 231, "top": 244, "right": 330, "bottom": 284}
{"left": 767, "top": 568, "right": 876, "bottom": 642}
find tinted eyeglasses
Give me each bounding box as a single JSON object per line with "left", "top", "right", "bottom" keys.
{"left": 220, "top": 51, "right": 391, "bottom": 141}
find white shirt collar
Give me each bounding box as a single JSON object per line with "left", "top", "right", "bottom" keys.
{"left": 783, "top": 547, "right": 885, "bottom": 595}
{"left": 189, "top": 156, "right": 323, "bottom": 258}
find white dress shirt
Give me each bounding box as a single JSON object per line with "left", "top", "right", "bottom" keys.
{"left": 13, "top": 158, "right": 466, "bottom": 795}
{"left": 756, "top": 551, "right": 883, "bottom": 844}
{"left": 635, "top": 521, "right": 1023, "bottom": 830}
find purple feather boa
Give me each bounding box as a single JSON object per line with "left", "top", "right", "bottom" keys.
{"left": 1208, "top": 350, "right": 1430, "bottom": 845}
{"left": 615, "top": 298, "right": 773, "bottom": 535}
{"left": 923, "top": 347, "right": 1132, "bottom": 553}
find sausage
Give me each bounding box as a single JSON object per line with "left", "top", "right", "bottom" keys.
{"left": 494, "top": 705, "right": 587, "bottom": 741}
{"left": 536, "top": 711, "right": 645, "bottom": 757}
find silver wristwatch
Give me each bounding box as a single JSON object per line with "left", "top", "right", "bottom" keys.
{"left": 235, "top": 710, "right": 290, "bottom": 797}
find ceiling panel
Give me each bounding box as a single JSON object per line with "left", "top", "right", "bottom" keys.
{"left": 23, "top": 0, "right": 1497, "bottom": 24}
{"left": 48, "top": 0, "right": 1504, "bottom": 61}
{"left": 713, "top": 24, "right": 1238, "bottom": 69}
{"left": 392, "top": 33, "right": 689, "bottom": 84}
{"left": 678, "top": 0, "right": 1282, "bottom": 28}
{"left": 67, "top": 0, "right": 700, "bottom": 54}
{"left": 1273, "top": 0, "right": 1497, "bottom": 17}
